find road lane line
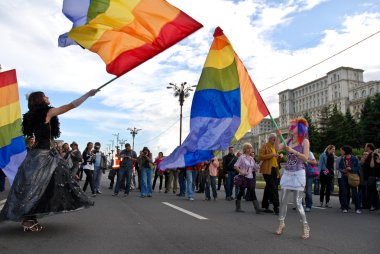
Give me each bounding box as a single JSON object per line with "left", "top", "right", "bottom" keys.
{"left": 162, "top": 202, "right": 208, "bottom": 220}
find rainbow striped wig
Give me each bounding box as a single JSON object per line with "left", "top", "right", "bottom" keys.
{"left": 289, "top": 117, "right": 309, "bottom": 144}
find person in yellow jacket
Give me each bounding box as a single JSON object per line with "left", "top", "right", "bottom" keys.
{"left": 259, "top": 133, "right": 281, "bottom": 214}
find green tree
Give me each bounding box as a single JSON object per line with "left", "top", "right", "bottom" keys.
{"left": 303, "top": 112, "right": 321, "bottom": 152}
{"left": 360, "top": 93, "right": 380, "bottom": 147}
{"left": 325, "top": 104, "right": 345, "bottom": 148}
{"left": 343, "top": 109, "right": 360, "bottom": 148}
{"left": 318, "top": 105, "right": 330, "bottom": 150}
{"left": 360, "top": 96, "right": 375, "bottom": 146}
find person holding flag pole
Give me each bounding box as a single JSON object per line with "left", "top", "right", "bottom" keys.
{"left": 0, "top": 88, "right": 98, "bottom": 232}
{"left": 273, "top": 117, "right": 311, "bottom": 240}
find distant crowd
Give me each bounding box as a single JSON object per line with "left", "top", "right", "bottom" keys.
{"left": 1, "top": 137, "right": 379, "bottom": 215}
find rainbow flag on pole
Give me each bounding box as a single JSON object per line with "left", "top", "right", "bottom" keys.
{"left": 0, "top": 70, "right": 27, "bottom": 185}
{"left": 59, "top": 0, "right": 203, "bottom": 76}
{"left": 160, "top": 27, "right": 269, "bottom": 169}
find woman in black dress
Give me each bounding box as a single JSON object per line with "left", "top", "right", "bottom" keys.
{"left": 0, "top": 89, "right": 97, "bottom": 231}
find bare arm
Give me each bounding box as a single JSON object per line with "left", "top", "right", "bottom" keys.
{"left": 45, "top": 89, "right": 98, "bottom": 123}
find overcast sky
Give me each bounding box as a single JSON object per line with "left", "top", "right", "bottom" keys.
{"left": 1, "top": 0, "right": 380, "bottom": 157}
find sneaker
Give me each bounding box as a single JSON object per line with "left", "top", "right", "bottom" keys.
{"left": 92, "top": 193, "right": 96, "bottom": 197}
{"left": 325, "top": 203, "right": 332, "bottom": 208}
{"left": 356, "top": 209, "right": 362, "bottom": 214}
{"left": 112, "top": 193, "right": 118, "bottom": 196}
{"left": 123, "top": 193, "right": 128, "bottom": 197}
{"left": 213, "top": 198, "right": 217, "bottom": 201}
{"left": 147, "top": 195, "right": 152, "bottom": 197}
{"left": 342, "top": 209, "right": 348, "bottom": 213}
{"left": 96, "top": 190, "right": 102, "bottom": 194}
{"left": 204, "top": 198, "right": 211, "bottom": 201}
{"left": 189, "top": 197, "right": 194, "bottom": 201}
{"left": 319, "top": 202, "right": 323, "bottom": 207}
{"left": 369, "top": 206, "right": 376, "bottom": 211}
{"left": 305, "top": 207, "right": 311, "bottom": 212}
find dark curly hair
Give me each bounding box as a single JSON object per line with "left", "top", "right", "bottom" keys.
{"left": 22, "top": 91, "right": 60, "bottom": 138}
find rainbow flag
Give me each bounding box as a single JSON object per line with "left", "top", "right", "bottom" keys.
{"left": 0, "top": 70, "right": 27, "bottom": 185}
{"left": 160, "top": 27, "right": 269, "bottom": 169}
{"left": 59, "top": 0, "right": 203, "bottom": 76}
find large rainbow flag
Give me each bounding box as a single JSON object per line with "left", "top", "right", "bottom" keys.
{"left": 160, "top": 27, "right": 269, "bottom": 169}
{"left": 0, "top": 70, "right": 27, "bottom": 184}
{"left": 59, "top": 0, "right": 203, "bottom": 76}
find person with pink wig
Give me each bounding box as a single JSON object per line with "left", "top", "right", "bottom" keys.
{"left": 275, "top": 117, "right": 310, "bottom": 240}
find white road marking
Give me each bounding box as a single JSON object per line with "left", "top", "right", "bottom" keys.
{"left": 162, "top": 202, "right": 208, "bottom": 220}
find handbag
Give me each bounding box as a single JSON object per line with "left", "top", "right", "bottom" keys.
{"left": 108, "top": 170, "right": 116, "bottom": 180}
{"left": 305, "top": 163, "right": 319, "bottom": 177}
{"left": 233, "top": 175, "right": 246, "bottom": 188}
{"left": 347, "top": 172, "right": 360, "bottom": 187}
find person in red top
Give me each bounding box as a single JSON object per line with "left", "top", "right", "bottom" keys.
{"left": 152, "top": 152, "right": 165, "bottom": 192}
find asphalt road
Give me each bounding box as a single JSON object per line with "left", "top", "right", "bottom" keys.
{"left": 0, "top": 176, "right": 379, "bottom": 254}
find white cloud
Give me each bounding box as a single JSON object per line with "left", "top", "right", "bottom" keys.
{"left": 1, "top": 0, "right": 380, "bottom": 156}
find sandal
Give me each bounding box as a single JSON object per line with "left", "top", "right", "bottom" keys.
{"left": 275, "top": 221, "right": 285, "bottom": 235}
{"left": 301, "top": 223, "right": 310, "bottom": 240}
{"left": 22, "top": 220, "right": 43, "bottom": 232}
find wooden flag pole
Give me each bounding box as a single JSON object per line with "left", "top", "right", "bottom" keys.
{"left": 97, "top": 76, "right": 120, "bottom": 91}
{"left": 268, "top": 114, "right": 287, "bottom": 147}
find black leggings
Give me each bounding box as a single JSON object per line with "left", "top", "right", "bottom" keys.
{"left": 237, "top": 186, "right": 257, "bottom": 201}
{"left": 320, "top": 174, "right": 333, "bottom": 203}
{"left": 83, "top": 169, "right": 95, "bottom": 194}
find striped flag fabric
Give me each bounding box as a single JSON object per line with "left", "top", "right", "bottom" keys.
{"left": 0, "top": 70, "right": 27, "bottom": 185}
{"left": 59, "top": 0, "right": 203, "bottom": 76}
{"left": 160, "top": 27, "right": 269, "bottom": 169}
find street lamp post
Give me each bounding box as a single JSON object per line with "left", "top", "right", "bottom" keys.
{"left": 112, "top": 133, "right": 119, "bottom": 151}
{"left": 167, "top": 82, "right": 196, "bottom": 145}
{"left": 127, "top": 127, "right": 142, "bottom": 151}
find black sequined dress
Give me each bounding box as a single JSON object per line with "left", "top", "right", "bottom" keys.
{"left": 0, "top": 116, "right": 94, "bottom": 222}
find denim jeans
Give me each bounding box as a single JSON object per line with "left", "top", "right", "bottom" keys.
{"left": 341, "top": 175, "right": 359, "bottom": 210}
{"left": 205, "top": 176, "right": 217, "bottom": 199}
{"left": 114, "top": 167, "right": 133, "bottom": 194}
{"left": 186, "top": 170, "right": 194, "bottom": 198}
{"left": 225, "top": 171, "right": 236, "bottom": 198}
{"left": 141, "top": 167, "right": 153, "bottom": 197}
{"left": 305, "top": 176, "right": 314, "bottom": 208}
{"left": 93, "top": 165, "right": 102, "bottom": 191}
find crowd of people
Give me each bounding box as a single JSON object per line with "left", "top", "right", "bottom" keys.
{"left": 0, "top": 94, "right": 379, "bottom": 239}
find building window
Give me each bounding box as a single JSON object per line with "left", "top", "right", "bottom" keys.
{"left": 370, "top": 88, "right": 375, "bottom": 95}
{"left": 362, "top": 90, "right": 366, "bottom": 97}
{"left": 354, "top": 92, "right": 358, "bottom": 99}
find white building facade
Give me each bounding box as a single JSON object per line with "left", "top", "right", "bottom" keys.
{"left": 278, "top": 66, "right": 380, "bottom": 128}
{"left": 237, "top": 66, "right": 380, "bottom": 152}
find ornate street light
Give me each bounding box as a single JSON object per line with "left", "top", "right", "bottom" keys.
{"left": 127, "top": 127, "right": 142, "bottom": 151}
{"left": 167, "top": 82, "right": 196, "bottom": 145}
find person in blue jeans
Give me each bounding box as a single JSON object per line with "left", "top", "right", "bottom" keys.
{"left": 176, "top": 167, "right": 186, "bottom": 197}
{"left": 222, "top": 146, "right": 238, "bottom": 201}
{"left": 338, "top": 145, "right": 361, "bottom": 214}
{"left": 140, "top": 147, "right": 153, "bottom": 198}
{"left": 113, "top": 143, "right": 137, "bottom": 197}
{"left": 0, "top": 168, "right": 6, "bottom": 192}
{"left": 305, "top": 151, "right": 318, "bottom": 212}
{"left": 185, "top": 166, "right": 196, "bottom": 201}
{"left": 92, "top": 142, "right": 107, "bottom": 194}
